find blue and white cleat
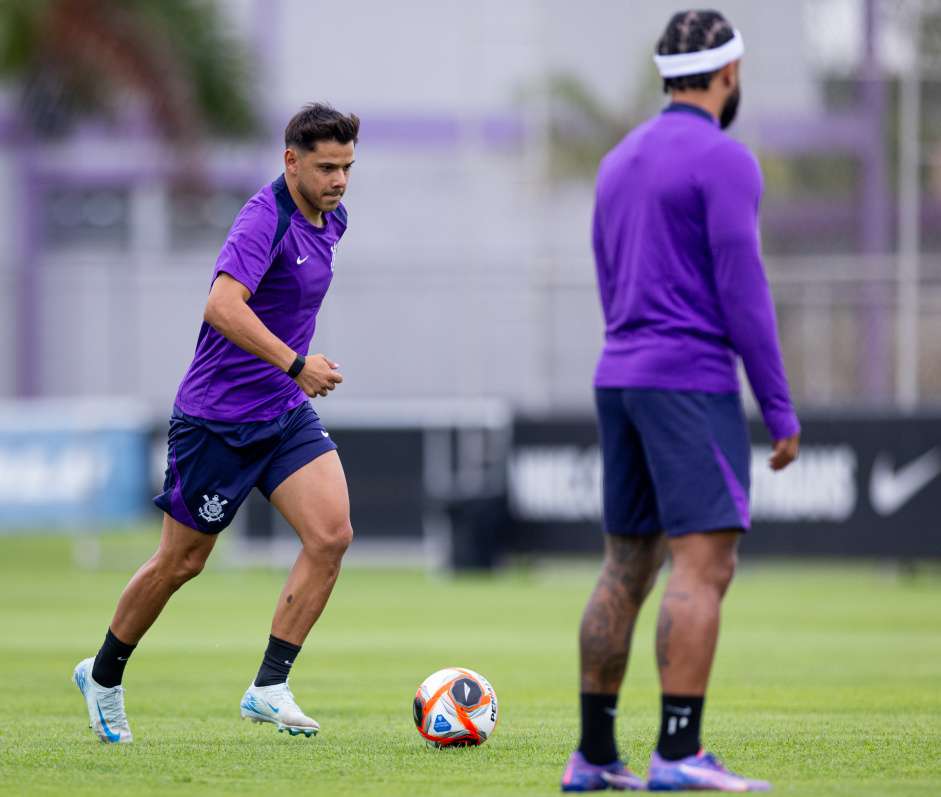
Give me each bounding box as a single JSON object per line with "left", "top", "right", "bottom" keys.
{"left": 240, "top": 679, "right": 320, "bottom": 737}
{"left": 647, "top": 750, "right": 771, "bottom": 791}
{"left": 72, "top": 657, "right": 132, "bottom": 743}
{"left": 561, "top": 750, "right": 646, "bottom": 791}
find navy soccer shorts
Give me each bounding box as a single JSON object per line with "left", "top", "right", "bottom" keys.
{"left": 595, "top": 388, "right": 751, "bottom": 537}
{"left": 153, "top": 402, "right": 338, "bottom": 534}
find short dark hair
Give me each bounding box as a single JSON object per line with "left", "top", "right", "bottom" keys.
{"left": 657, "top": 9, "right": 735, "bottom": 93}
{"left": 284, "top": 103, "right": 360, "bottom": 152}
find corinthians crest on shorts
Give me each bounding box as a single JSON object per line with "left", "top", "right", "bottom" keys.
{"left": 198, "top": 494, "right": 228, "bottom": 523}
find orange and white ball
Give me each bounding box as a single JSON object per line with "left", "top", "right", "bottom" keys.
{"left": 412, "top": 667, "right": 498, "bottom": 747}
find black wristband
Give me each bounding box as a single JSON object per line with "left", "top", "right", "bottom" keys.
{"left": 286, "top": 354, "right": 306, "bottom": 378}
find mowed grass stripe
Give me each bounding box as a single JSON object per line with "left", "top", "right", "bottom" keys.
{"left": 0, "top": 533, "right": 939, "bottom": 796}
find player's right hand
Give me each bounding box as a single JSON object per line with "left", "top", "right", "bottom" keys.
{"left": 769, "top": 432, "right": 800, "bottom": 471}
{"left": 295, "top": 353, "right": 343, "bottom": 398}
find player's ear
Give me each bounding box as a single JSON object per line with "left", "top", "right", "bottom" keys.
{"left": 721, "top": 60, "right": 739, "bottom": 88}
{"left": 284, "top": 148, "right": 299, "bottom": 174}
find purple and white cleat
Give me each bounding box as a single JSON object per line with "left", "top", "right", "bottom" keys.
{"left": 561, "top": 750, "right": 646, "bottom": 791}
{"left": 646, "top": 750, "right": 771, "bottom": 791}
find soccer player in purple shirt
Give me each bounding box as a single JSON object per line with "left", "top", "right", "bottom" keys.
{"left": 73, "top": 103, "right": 359, "bottom": 743}
{"left": 560, "top": 11, "right": 800, "bottom": 792}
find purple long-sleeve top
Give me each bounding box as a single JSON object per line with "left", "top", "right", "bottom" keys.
{"left": 592, "top": 103, "right": 800, "bottom": 441}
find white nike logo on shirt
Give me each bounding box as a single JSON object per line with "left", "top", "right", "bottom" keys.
{"left": 297, "top": 255, "right": 309, "bottom": 264}
{"left": 321, "top": 431, "right": 329, "bottom": 437}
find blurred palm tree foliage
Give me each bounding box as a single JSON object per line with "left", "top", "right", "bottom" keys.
{"left": 0, "top": 0, "right": 260, "bottom": 142}
{"left": 531, "top": 57, "right": 672, "bottom": 182}
{"left": 543, "top": 73, "right": 634, "bottom": 180}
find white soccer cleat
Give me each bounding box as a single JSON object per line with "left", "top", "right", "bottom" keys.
{"left": 240, "top": 679, "right": 320, "bottom": 737}
{"left": 72, "top": 657, "right": 133, "bottom": 743}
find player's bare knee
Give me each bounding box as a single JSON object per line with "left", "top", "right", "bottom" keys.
{"left": 604, "top": 534, "right": 666, "bottom": 604}
{"left": 179, "top": 554, "right": 208, "bottom": 582}
{"left": 154, "top": 550, "right": 207, "bottom": 587}
{"left": 606, "top": 558, "right": 660, "bottom": 606}
{"left": 328, "top": 519, "right": 354, "bottom": 556}
{"left": 710, "top": 550, "right": 738, "bottom": 595}
{"left": 302, "top": 518, "right": 353, "bottom": 559}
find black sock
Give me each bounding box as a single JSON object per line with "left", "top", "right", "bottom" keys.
{"left": 578, "top": 693, "right": 619, "bottom": 765}
{"left": 657, "top": 694, "right": 704, "bottom": 761}
{"left": 91, "top": 628, "right": 136, "bottom": 688}
{"left": 254, "top": 635, "right": 302, "bottom": 687}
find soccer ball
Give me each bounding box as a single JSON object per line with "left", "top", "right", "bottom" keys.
{"left": 412, "top": 667, "right": 498, "bottom": 747}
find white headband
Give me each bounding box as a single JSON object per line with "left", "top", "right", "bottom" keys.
{"left": 653, "top": 29, "right": 744, "bottom": 78}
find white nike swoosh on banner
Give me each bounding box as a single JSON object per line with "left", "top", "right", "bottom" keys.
{"left": 869, "top": 448, "right": 941, "bottom": 516}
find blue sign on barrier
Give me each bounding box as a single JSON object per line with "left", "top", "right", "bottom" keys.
{"left": 0, "top": 400, "right": 152, "bottom": 530}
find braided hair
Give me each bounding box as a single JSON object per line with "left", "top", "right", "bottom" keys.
{"left": 657, "top": 10, "right": 735, "bottom": 93}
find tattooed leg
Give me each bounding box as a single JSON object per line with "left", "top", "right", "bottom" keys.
{"left": 579, "top": 533, "right": 668, "bottom": 693}
{"left": 656, "top": 530, "right": 741, "bottom": 695}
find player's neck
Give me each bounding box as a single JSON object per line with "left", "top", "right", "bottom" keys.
{"left": 284, "top": 174, "right": 326, "bottom": 228}
{"left": 667, "top": 89, "right": 723, "bottom": 123}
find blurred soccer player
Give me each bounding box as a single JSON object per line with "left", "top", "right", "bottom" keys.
{"left": 560, "top": 10, "right": 800, "bottom": 792}
{"left": 73, "top": 103, "right": 359, "bottom": 743}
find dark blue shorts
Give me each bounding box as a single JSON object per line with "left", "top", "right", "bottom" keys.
{"left": 153, "top": 402, "right": 337, "bottom": 534}
{"left": 595, "top": 388, "right": 751, "bottom": 537}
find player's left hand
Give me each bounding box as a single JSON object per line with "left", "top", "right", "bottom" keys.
{"left": 769, "top": 432, "right": 800, "bottom": 471}
{"left": 295, "top": 354, "right": 343, "bottom": 398}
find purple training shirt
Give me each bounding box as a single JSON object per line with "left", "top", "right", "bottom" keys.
{"left": 175, "top": 175, "right": 347, "bottom": 423}
{"left": 592, "top": 103, "right": 800, "bottom": 441}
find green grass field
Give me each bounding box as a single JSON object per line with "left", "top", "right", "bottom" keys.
{"left": 1, "top": 531, "right": 939, "bottom": 796}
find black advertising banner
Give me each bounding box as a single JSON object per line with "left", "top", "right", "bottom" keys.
{"left": 746, "top": 416, "right": 941, "bottom": 557}
{"left": 507, "top": 420, "right": 605, "bottom": 554}
{"left": 242, "top": 428, "right": 426, "bottom": 541}
{"left": 239, "top": 412, "right": 941, "bottom": 561}
{"left": 507, "top": 415, "right": 941, "bottom": 558}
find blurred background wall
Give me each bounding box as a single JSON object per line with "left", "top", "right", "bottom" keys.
{"left": 2, "top": 0, "right": 939, "bottom": 416}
